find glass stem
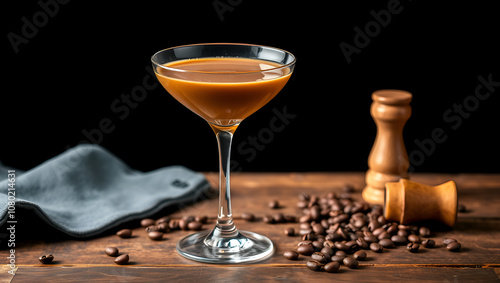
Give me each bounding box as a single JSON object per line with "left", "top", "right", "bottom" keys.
{"left": 204, "top": 125, "right": 249, "bottom": 250}
{"left": 216, "top": 129, "right": 235, "bottom": 229}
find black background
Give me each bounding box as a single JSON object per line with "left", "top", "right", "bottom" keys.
{"left": 3, "top": 0, "right": 500, "bottom": 174}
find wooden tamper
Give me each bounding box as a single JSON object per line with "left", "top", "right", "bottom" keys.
{"left": 384, "top": 179, "right": 458, "bottom": 227}
{"left": 362, "top": 90, "right": 412, "bottom": 204}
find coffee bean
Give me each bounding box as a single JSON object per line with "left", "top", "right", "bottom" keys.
{"left": 268, "top": 200, "right": 280, "bottom": 209}
{"left": 298, "top": 240, "right": 312, "bottom": 246}
{"left": 372, "top": 227, "right": 385, "bottom": 237}
{"left": 195, "top": 215, "right": 208, "bottom": 224}
{"left": 178, "top": 219, "right": 189, "bottom": 230}
{"left": 408, "top": 234, "right": 421, "bottom": 243}
{"left": 299, "top": 222, "right": 311, "bottom": 230}
{"left": 326, "top": 232, "right": 342, "bottom": 242}
{"left": 297, "top": 200, "right": 308, "bottom": 209}
{"left": 337, "top": 227, "right": 349, "bottom": 240}
{"left": 406, "top": 243, "right": 420, "bottom": 253}
{"left": 447, "top": 242, "right": 461, "bottom": 252}
{"left": 284, "top": 227, "right": 295, "bottom": 236}
{"left": 182, "top": 215, "right": 195, "bottom": 222}
{"left": 341, "top": 184, "right": 354, "bottom": 193}
{"left": 273, "top": 213, "right": 285, "bottom": 223}
{"left": 148, "top": 231, "right": 164, "bottom": 241}
{"left": 391, "top": 235, "right": 408, "bottom": 245}
{"left": 145, "top": 225, "right": 163, "bottom": 233}
{"left": 335, "top": 242, "right": 348, "bottom": 251}
{"left": 333, "top": 214, "right": 350, "bottom": 224}
{"left": 312, "top": 240, "right": 324, "bottom": 250}
{"left": 368, "top": 220, "right": 382, "bottom": 231}
{"left": 399, "top": 225, "right": 418, "bottom": 233}
{"left": 419, "top": 227, "right": 431, "bottom": 237}
{"left": 324, "top": 261, "right": 340, "bottom": 273}
{"left": 346, "top": 240, "right": 360, "bottom": 253}
{"left": 263, "top": 215, "right": 275, "bottom": 224}
{"left": 284, "top": 215, "right": 297, "bottom": 223}
{"left": 297, "top": 243, "right": 314, "bottom": 255}
{"left": 370, "top": 243, "right": 383, "bottom": 253}
{"left": 157, "top": 222, "right": 169, "bottom": 232}
{"left": 387, "top": 224, "right": 399, "bottom": 235}
{"left": 443, "top": 238, "right": 458, "bottom": 245}
{"left": 241, "top": 212, "right": 255, "bottom": 221}
{"left": 298, "top": 192, "right": 310, "bottom": 201}
{"left": 311, "top": 252, "right": 330, "bottom": 264}
{"left": 312, "top": 223, "right": 325, "bottom": 235}
{"left": 343, "top": 257, "right": 359, "bottom": 269}
{"left": 397, "top": 229, "right": 408, "bottom": 237}
{"left": 299, "top": 214, "right": 312, "bottom": 223}
{"left": 283, "top": 250, "right": 299, "bottom": 260}
{"left": 323, "top": 240, "right": 335, "bottom": 248}
{"left": 156, "top": 216, "right": 170, "bottom": 224}
{"left": 168, "top": 219, "right": 179, "bottom": 230}
{"left": 378, "top": 231, "right": 391, "bottom": 240}
{"left": 356, "top": 237, "right": 369, "bottom": 249}
{"left": 188, "top": 221, "right": 203, "bottom": 231}
{"left": 351, "top": 218, "right": 366, "bottom": 229}
{"left": 353, "top": 250, "right": 367, "bottom": 261}
{"left": 457, "top": 203, "right": 467, "bottom": 212}
{"left": 370, "top": 205, "right": 383, "bottom": 215}
{"left": 330, "top": 255, "right": 345, "bottom": 264}
{"left": 306, "top": 260, "right": 323, "bottom": 271}
{"left": 378, "top": 238, "right": 395, "bottom": 248}
{"left": 363, "top": 231, "right": 378, "bottom": 243}
{"left": 114, "top": 254, "right": 129, "bottom": 265}
{"left": 301, "top": 232, "right": 314, "bottom": 240}
{"left": 140, "top": 218, "right": 155, "bottom": 227}
{"left": 377, "top": 215, "right": 386, "bottom": 225}
{"left": 39, "top": 254, "right": 54, "bottom": 264}
{"left": 335, "top": 250, "right": 347, "bottom": 257}
{"left": 116, "top": 229, "right": 132, "bottom": 238}
{"left": 422, "top": 239, "right": 436, "bottom": 248}
{"left": 310, "top": 205, "right": 321, "bottom": 220}
{"left": 320, "top": 246, "right": 334, "bottom": 258}
{"left": 105, "top": 247, "right": 119, "bottom": 257}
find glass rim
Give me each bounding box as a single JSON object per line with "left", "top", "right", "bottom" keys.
{"left": 151, "top": 43, "right": 296, "bottom": 75}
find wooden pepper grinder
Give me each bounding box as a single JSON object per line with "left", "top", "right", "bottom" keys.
{"left": 384, "top": 179, "right": 458, "bottom": 227}
{"left": 362, "top": 89, "right": 412, "bottom": 204}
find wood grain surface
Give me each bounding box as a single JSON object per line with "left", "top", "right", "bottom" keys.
{"left": 2, "top": 173, "right": 500, "bottom": 282}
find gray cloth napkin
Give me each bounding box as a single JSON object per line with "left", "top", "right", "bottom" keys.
{"left": 0, "top": 144, "right": 210, "bottom": 238}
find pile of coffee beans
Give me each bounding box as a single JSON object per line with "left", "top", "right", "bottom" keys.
{"left": 115, "top": 215, "right": 207, "bottom": 241}
{"left": 278, "top": 186, "right": 462, "bottom": 273}
{"left": 105, "top": 215, "right": 208, "bottom": 265}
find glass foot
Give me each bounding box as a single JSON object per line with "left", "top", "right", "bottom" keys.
{"left": 176, "top": 230, "right": 274, "bottom": 264}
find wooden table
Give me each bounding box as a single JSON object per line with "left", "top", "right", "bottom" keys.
{"left": 3, "top": 173, "right": 500, "bottom": 282}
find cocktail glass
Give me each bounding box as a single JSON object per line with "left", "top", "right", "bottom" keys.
{"left": 151, "top": 43, "right": 296, "bottom": 263}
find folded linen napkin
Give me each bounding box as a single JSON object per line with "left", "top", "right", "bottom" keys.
{"left": 0, "top": 144, "right": 210, "bottom": 238}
